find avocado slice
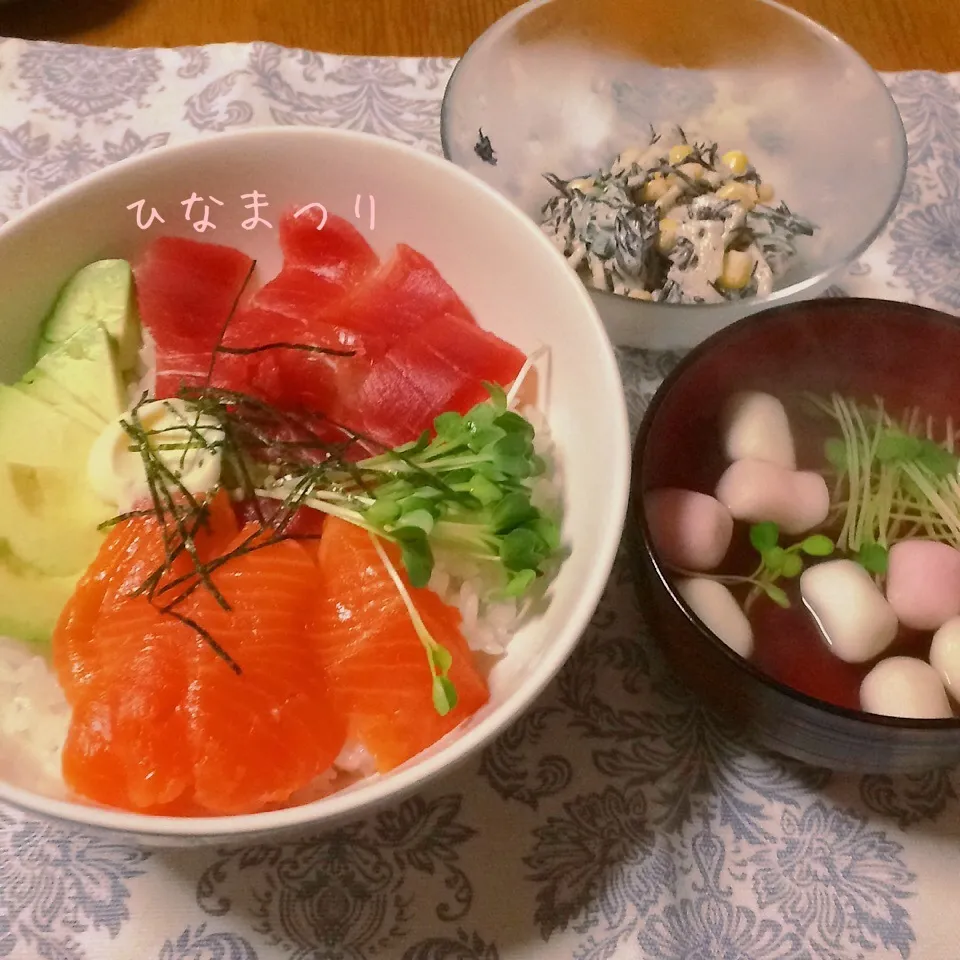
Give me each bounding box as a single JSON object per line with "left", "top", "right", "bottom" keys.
{"left": 15, "top": 376, "right": 104, "bottom": 433}
{"left": 0, "top": 463, "right": 110, "bottom": 577}
{"left": 0, "top": 272, "right": 138, "bottom": 646}
{"left": 0, "top": 385, "right": 98, "bottom": 468}
{"left": 16, "top": 322, "right": 127, "bottom": 429}
{"left": 0, "top": 546, "right": 81, "bottom": 646}
{"left": 36, "top": 259, "right": 140, "bottom": 373}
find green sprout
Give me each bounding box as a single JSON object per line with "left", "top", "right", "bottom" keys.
{"left": 743, "top": 521, "right": 835, "bottom": 609}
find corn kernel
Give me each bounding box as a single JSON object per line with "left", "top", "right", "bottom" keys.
{"left": 719, "top": 250, "right": 754, "bottom": 290}
{"left": 757, "top": 182, "right": 775, "bottom": 203}
{"left": 669, "top": 144, "right": 693, "bottom": 164}
{"left": 716, "top": 181, "right": 759, "bottom": 211}
{"left": 679, "top": 162, "right": 705, "bottom": 182}
{"left": 642, "top": 175, "right": 670, "bottom": 202}
{"left": 658, "top": 217, "right": 679, "bottom": 253}
{"left": 568, "top": 176, "right": 596, "bottom": 194}
{"left": 627, "top": 288, "right": 654, "bottom": 301}
{"left": 721, "top": 150, "right": 750, "bottom": 175}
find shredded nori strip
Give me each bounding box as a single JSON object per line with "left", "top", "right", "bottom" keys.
{"left": 474, "top": 128, "right": 497, "bottom": 165}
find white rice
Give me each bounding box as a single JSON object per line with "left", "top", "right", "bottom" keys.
{"left": 0, "top": 401, "right": 563, "bottom": 801}
{"left": 333, "top": 739, "right": 378, "bottom": 778}
{"left": 0, "top": 636, "right": 71, "bottom": 796}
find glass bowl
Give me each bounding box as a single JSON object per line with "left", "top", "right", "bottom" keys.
{"left": 631, "top": 297, "right": 960, "bottom": 774}
{"left": 440, "top": 0, "right": 907, "bottom": 350}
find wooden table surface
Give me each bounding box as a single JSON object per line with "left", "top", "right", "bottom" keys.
{"left": 0, "top": 0, "right": 956, "bottom": 72}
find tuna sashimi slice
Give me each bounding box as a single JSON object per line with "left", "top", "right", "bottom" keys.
{"left": 279, "top": 207, "right": 379, "bottom": 285}
{"left": 214, "top": 212, "right": 381, "bottom": 411}
{"left": 354, "top": 314, "right": 527, "bottom": 448}
{"left": 135, "top": 236, "right": 254, "bottom": 353}
{"left": 233, "top": 210, "right": 378, "bottom": 337}
{"left": 351, "top": 352, "right": 465, "bottom": 449}
{"left": 331, "top": 245, "right": 477, "bottom": 358}
{"left": 311, "top": 518, "right": 489, "bottom": 773}
{"left": 140, "top": 214, "right": 379, "bottom": 402}
{"left": 245, "top": 268, "right": 353, "bottom": 327}
{"left": 232, "top": 498, "right": 327, "bottom": 538}
{"left": 135, "top": 236, "right": 254, "bottom": 398}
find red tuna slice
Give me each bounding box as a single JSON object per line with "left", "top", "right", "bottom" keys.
{"left": 153, "top": 347, "right": 257, "bottom": 399}
{"left": 218, "top": 303, "right": 365, "bottom": 415}
{"left": 279, "top": 208, "right": 379, "bottom": 286}
{"left": 354, "top": 313, "right": 527, "bottom": 448}
{"left": 233, "top": 498, "right": 327, "bottom": 538}
{"left": 135, "top": 236, "right": 254, "bottom": 398}
{"left": 414, "top": 313, "right": 526, "bottom": 409}
{"left": 211, "top": 213, "right": 381, "bottom": 412}
{"left": 135, "top": 237, "right": 254, "bottom": 353}
{"left": 248, "top": 268, "right": 354, "bottom": 326}
{"left": 331, "top": 245, "right": 478, "bottom": 358}
{"left": 225, "top": 300, "right": 359, "bottom": 355}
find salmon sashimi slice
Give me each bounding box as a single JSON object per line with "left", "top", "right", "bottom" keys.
{"left": 184, "top": 529, "right": 346, "bottom": 814}
{"left": 52, "top": 517, "right": 143, "bottom": 702}
{"left": 54, "top": 505, "right": 345, "bottom": 815}
{"left": 311, "top": 518, "right": 490, "bottom": 773}
{"left": 62, "top": 597, "right": 195, "bottom": 811}
{"left": 52, "top": 490, "right": 239, "bottom": 702}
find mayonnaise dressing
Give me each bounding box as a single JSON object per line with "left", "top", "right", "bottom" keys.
{"left": 87, "top": 398, "right": 224, "bottom": 511}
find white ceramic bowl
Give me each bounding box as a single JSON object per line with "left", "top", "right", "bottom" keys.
{"left": 0, "top": 127, "right": 630, "bottom": 845}
{"left": 441, "top": 0, "right": 907, "bottom": 350}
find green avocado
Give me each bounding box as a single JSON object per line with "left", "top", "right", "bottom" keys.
{"left": 0, "top": 545, "right": 81, "bottom": 646}
{"left": 0, "top": 463, "right": 111, "bottom": 578}
{"left": 0, "top": 385, "right": 98, "bottom": 468}
{"left": 0, "top": 261, "right": 138, "bottom": 645}
{"left": 16, "top": 322, "right": 128, "bottom": 430}
{"left": 36, "top": 259, "right": 139, "bottom": 373}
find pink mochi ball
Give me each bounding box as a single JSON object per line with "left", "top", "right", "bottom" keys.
{"left": 886, "top": 540, "right": 960, "bottom": 631}
{"left": 644, "top": 488, "right": 734, "bottom": 572}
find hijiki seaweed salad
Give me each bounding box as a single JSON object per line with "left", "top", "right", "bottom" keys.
{"left": 539, "top": 125, "right": 817, "bottom": 305}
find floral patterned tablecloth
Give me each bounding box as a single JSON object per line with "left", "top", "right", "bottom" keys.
{"left": 0, "top": 38, "right": 959, "bottom": 960}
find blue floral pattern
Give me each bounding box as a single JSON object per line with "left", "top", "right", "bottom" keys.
{"left": 751, "top": 803, "right": 915, "bottom": 959}
{"left": 859, "top": 770, "right": 959, "bottom": 828}
{"left": 158, "top": 925, "right": 258, "bottom": 960}
{"left": 524, "top": 786, "right": 676, "bottom": 942}
{"left": 638, "top": 823, "right": 807, "bottom": 960}
{"left": 885, "top": 73, "right": 960, "bottom": 310}
{"left": 193, "top": 794, "right": 476, "bottom": 958}
{"left": 0, "top": 809, "right": 150, "bottom": 959}
{"left": 18, "top": 43, "right": 162, "bottom": 121}
{"left": 0, "top": 37, "right": 956, "bottom": 959}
